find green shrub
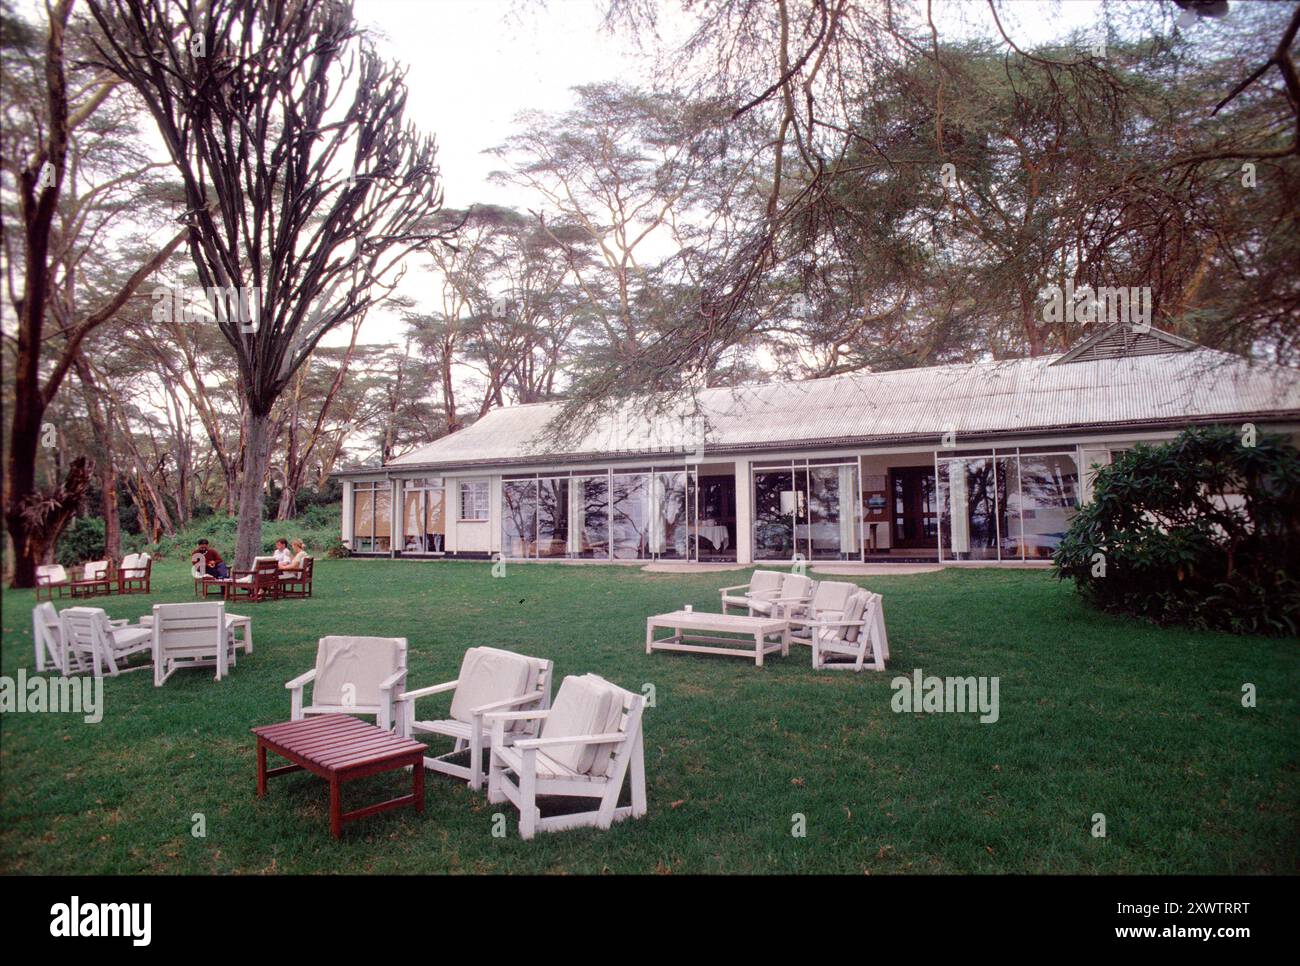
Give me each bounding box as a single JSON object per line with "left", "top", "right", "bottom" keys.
{"left": 56, "top": 516, "right": 106, "bottom": 566}
{"left": 1053, "top": 426, "right": 1300, "bottom": 635}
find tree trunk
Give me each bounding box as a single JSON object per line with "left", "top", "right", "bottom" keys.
{"left": 234, "top": 409, "right": 272, "bottom": 569}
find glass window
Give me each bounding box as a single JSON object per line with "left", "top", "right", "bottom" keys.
{"left": 352, "top": 485, "right": 375, "bottom": 552}
{"left": 501, "top": 480, "right": 537, "bottom": 557}
{"left": 938, "top": 458, "right": 1000, "bottom": 561}
{"left": 652, "top": 471, "right": 691, "bottom": 559}
{"left": 807, "top": 464, "right": 859, "bottom": 560}
{"left": 373, "top": 487, "right": 391, "bottom": 552}
{"left": 574, "top": 475, "right": 610, "bottom": 558}
{"left": 536, "top": 478, "right": 570, "bottom": 558}
{"left": 1017, "top": 453, "right": 1080, "bottom": 559}
{"left": 401, "top": 480, "right": 445, "bottom": 553}
{"left": 611, "top": 473, "right": 651, "bottom": 559}
{"left": 459, "top": 480, "right": 489, "bottom": 521}
{"left": 753, "top": 469, "right": 796, "bottom": 560}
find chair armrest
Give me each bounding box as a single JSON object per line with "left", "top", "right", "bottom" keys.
{"left": 378, "top": 669, "right": 407, "bottom": 693}
{"left": 789, "top": 617, "right": 862, "bottom": 629}
{"left": 469, "top": 690, "right": 546, "bottom": 716}
{"left": 483, "top": 709, "right": 551, "bottom": 724}
{"left": 285, "top": 669, "right": 317, "bottom": 689}
{"left": 766, "top": 594, "right": 812, "bottom": 604}
{"left": 108, "top": 619, "right": 130, "bottom": 628}
{"left": 718, "top": 584, "right": 750, "bottom": 595}
{"left": 396, "top": 679, "right": 458, "bottom": 702}
{"left": 513, "top": 732, "right": 625, "bottom": 751}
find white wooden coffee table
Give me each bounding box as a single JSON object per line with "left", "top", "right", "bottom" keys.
{"left": 645, "top": 610, "right": 790, "bottom": 667}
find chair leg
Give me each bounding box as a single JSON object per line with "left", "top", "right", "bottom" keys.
{"left": 469, "top": 720, "right": 484, "bottom": 791}
{"left": 518, "top": 759, "right": 538, "bottom": 840}
{"left": 630, "top": 730, "right": 647, "bottom": 818}
{"left": 487, "top": 751, "right": 505, "bottom": 804}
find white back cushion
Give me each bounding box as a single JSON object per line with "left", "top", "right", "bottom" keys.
{"left": 541, "top": 675, "right": 619, "bottom": 775}
{"left": 781, "top": 573, "right": 813, "bottom": 599}
{"left": 748, "top": 570, "right": 783, "bottom": 596}
{"left": 83, "top": 560, "right": 109, "bottom": 579}
{"left": 121, "top": 553, "right": 149, "bottom": 577}
{"left": 448, "top": 647, "right": 533, "bottom": 725}
{"left": 839, "top": 592, "right": 869, "bottom": 643}
{"left": 579, "top": 674, "right": 626, "bottom": 776}
{"left": 813, "top": 581, "right": 856, "bottom": 617}
{"left": 37, "top": 564, "right": 68, "bottom": 584}
{"left": 313, "top": 636, "right": 405, "bottom": 706}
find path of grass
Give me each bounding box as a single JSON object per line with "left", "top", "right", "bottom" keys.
{"left": 1, "top": 559, "right": 1295, "bottom": 874}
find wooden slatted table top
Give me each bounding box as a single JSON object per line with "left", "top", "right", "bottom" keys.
{"left": 251, "top": 715, "right": 424, "bottom": 772}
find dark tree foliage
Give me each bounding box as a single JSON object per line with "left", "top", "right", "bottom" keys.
{"left": 1054, "top": 426, "right": 1300, "bottom": 635}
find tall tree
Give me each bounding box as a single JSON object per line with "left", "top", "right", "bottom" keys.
{"left": 87, "top": 0, "right": 448, "bottom": 567}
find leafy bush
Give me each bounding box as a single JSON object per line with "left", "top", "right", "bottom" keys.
{"left": 1054, "top": 426, "right": 1300, "bottom": 635}
{"left": 143, "top": 503, "right": 343, "bottom": 561}
{"left": 56, "top": 516, "right": 106, "bottom": 567}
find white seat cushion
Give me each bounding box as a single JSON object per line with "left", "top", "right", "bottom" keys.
{"left": 109, "top": 626, "right": 152, "bottom": 649}
{"left": 449, "top": 647, "right": 533, "bottom": 726}
{"left": 540, "top": 675, "right": 619, "bottom": 775}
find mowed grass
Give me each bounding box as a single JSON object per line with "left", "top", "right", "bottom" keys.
{"left": 1, "top": 558, "right": 1296, "bottom": 875}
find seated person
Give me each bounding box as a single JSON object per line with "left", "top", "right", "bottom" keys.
{"left": 272, "top": 538, "right": 292, "bottom": 567}
{"left": 280, "top": 539, "right": 309, "bottom": 572}
{"left": 195, "top": 539, "right": 230, "bottom": 579}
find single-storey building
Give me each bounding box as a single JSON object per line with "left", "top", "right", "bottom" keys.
{"left": 335, "top": 325, "right": 1300, "bottom": 565}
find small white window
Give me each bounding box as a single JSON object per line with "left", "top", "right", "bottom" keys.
{"left": 459, "top": 480, "right": 490, "bottom": 521}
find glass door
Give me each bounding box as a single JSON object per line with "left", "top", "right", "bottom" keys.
{"left": 753, "top": 468, "right": 796, "bottom": 560}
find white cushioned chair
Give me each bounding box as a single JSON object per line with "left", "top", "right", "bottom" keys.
{"left": 36, "top": 564, "right": 70, "bottom": 601}
{"left": 750, "top": 572, "right": 815, "bottom": 617}
{"left": 398, "top": 646, "right": 553, "bottom": 790}
{"left": 806, "top": 590, "right": 890, "bottom": 672}
{"left": 151, "top": 602, "right": 239, "bottom": 686}
{"left": 487, "top": 673, "right": 647, "bottom": 840}
{"left": 786, "top": 580, "right": 858, "bottom": 640}
{"left": 32, "top": 602, "right": 65, "bottom": 673}
{"left": 719, "top": 570, "right": 784, "bottom": 615}
{"left": 59, "top": 606, "right": 153, "bottom": 676}
{"left": 286, "top": 636, "right": 408, "bottom": 730}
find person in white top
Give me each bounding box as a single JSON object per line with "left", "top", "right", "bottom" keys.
{"left": 272, "top": 538, "right": 292, "bottom": 567}
{"left": 280, "top": 538, "right": 308, "bottom": 571}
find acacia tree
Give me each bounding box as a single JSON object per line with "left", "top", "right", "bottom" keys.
{"left": 86, "top": 0, "right": 447, "bottom": 566}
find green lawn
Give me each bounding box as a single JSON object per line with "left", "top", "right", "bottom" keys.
{"left": 1, "top": 559, "right": 1295, "bottom": 874}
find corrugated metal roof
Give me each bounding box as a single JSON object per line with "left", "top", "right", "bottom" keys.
{"left": 365, "top": 348, "right": 1300, "bottom": 473}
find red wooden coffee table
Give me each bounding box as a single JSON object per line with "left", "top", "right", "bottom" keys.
{"left": 252, "top": 715, "right": 426, "bottom": 838}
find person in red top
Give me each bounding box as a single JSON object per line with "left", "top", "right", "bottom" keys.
{"left": 194, "top": 539, "right": 230, "bottom": 579}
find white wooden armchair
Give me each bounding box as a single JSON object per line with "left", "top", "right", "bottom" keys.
{"left": 750, "top": 572, "right": 815, "bottom": 617}
{"left": 59, "top": 606, "right": 153, "bottom": 677}
{"left": 36, "top": 564, "right": 70, "bottom": 601}
{"left": 805, "top": 591, "right": 890, "bottom": 672}
{"left": 398, "top": 646, "right": 553, "bottom": 790}
{"left": 152, "top": 602, "right": 239, "bottom": 686}
{"left": 785, "top": 580, "right": 858, "bottom": 639}
{"left": 32, "top": 602, "right": 65, "bottom": 673}
{"left": 286, "top": 636, "right": 408, "bottom": 730}
{"left": 487, "top": 673, "right": 647, "bottom": 840}
{"left": 719, "top": 570, "right": 784, "bottom": 615}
